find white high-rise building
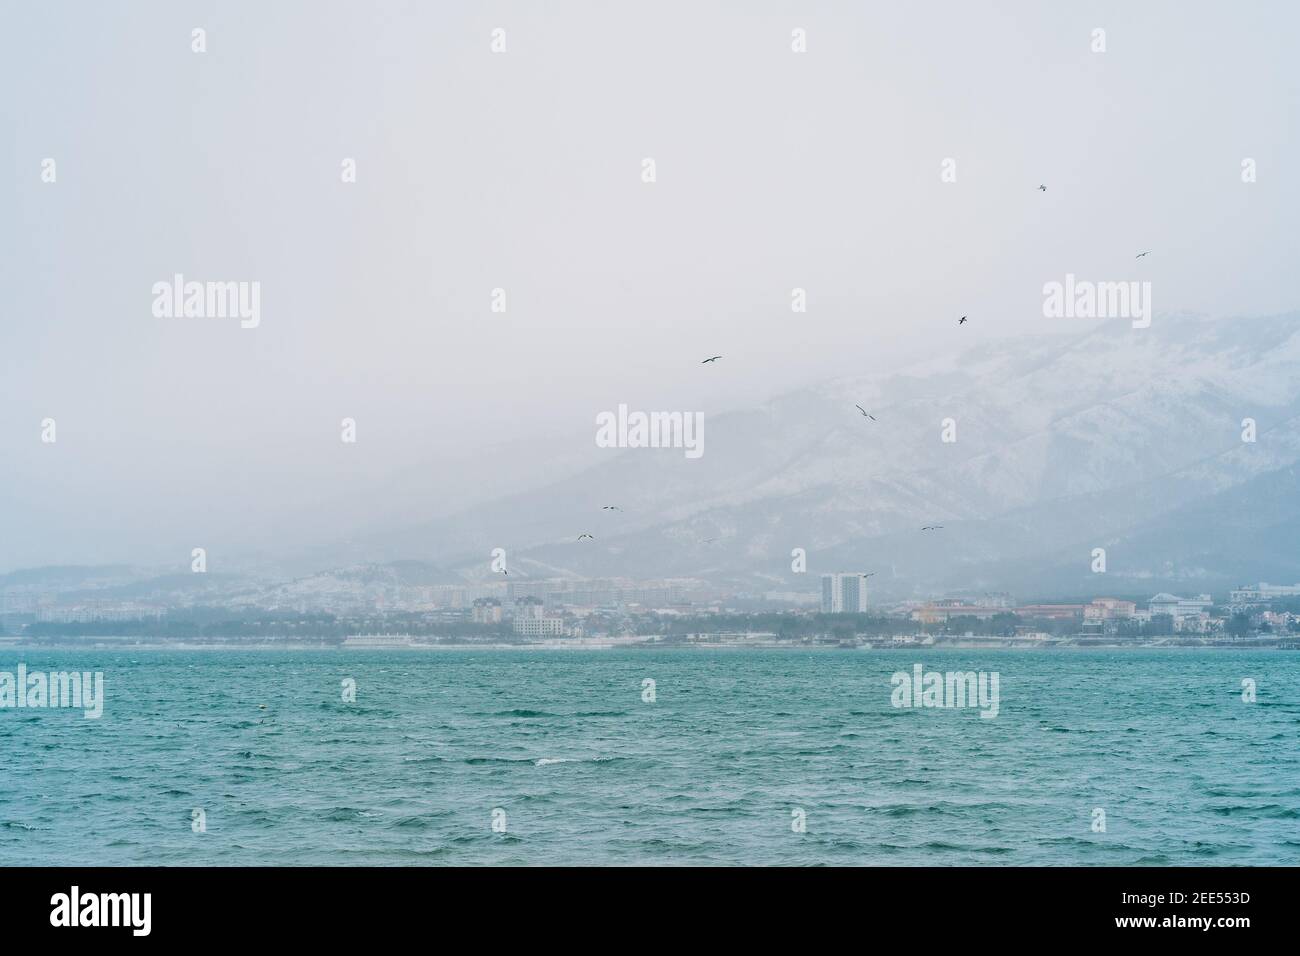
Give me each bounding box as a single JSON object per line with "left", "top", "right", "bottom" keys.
{"left": 820, "top": 573, "right": 870, "bottom": 613}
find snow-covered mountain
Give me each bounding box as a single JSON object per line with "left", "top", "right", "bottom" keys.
{"left": 345, "top": 314, "right": 1300, "bottom": 598}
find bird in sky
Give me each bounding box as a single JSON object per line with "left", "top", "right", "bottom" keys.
{"left": 860, "top": 572, "right": 876, "bottom": 579}
{"left": 855, "top": 405, "right": 877, "bottom": 421}
{"left": 602, "top": 505, "right": 623, "bottom": 511}
{"left": 702, "top": 355, "right": 722, "bottom": 364}
{"left": 958, "top": 316, "right": 968, "bottom": 325}
{"left": 920, "top": 525, "right": 944, "bottom": 531}
{"left": 577, "top": 533, "right": 594, "bottom": 541}
{"left": 702, "top": 537, "right": 719, "bottom": 544}
{"left": 1136, "top": 251, "right": 1150, "bottom": 258}
{"left": 1038, "top": 184, "right": 1047, "bottom": 191}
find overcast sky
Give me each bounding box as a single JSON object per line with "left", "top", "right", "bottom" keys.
{"left": 2, "top": 1, "right": 1297, "bottom": 572}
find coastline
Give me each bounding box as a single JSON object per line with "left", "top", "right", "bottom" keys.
{"left": 1, "top": 639, "right": 1293, "bottom": 652}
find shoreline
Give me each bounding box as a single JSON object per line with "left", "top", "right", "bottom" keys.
{"left": 0, "top": 640, "right": 1292, "bottom": 652}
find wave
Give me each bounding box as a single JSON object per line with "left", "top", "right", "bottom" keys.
{"left": 388, "top": 814, "right": 451, "bottom": 829}
{"left": 1209, "top": 804, "right": 1300, "bottom": 819}
{"left": 322, "top": 807, "right": 368, "bottom": 822}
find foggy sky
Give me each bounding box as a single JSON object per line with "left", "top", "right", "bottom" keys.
{"left": 3, "top": 1, "right": 1298, "bottom": 572}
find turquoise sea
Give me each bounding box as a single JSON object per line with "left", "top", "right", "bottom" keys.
{"left": 2, "top": 648, "right": 1297, "bottom": 865}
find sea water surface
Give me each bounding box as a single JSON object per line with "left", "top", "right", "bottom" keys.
{"left": 2, "top": 648, "right": 1297, "bottom": 865}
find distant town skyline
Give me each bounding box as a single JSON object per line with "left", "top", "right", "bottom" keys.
{"left": 7, "top": 556, "right": 1300, "bottom": 646}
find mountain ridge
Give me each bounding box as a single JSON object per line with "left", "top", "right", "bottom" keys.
{"left": 350, "top": 313, "right": 1300, "bottom": 597}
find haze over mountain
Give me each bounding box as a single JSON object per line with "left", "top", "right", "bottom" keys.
{"left": 7, "top": 313, "right": 1299, "bottom": 601}
{"left": 9, "top": 3, "right": 1300, "bottom": 584}
{"left": 284, "top": 312, "right": 1300, "bottom": 599}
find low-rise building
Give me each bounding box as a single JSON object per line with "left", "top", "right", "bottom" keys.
{"left": 513, "top": 596, "right": 544, "bottom": 620}
{"left": 471, "top": 597, "right": 502, "bottom": 624}
{"left": 1261, "top": 610, "right": 1296, "bottom": 629}
{"left": 1084, "top": 598, "right": 1137, "bottom": 621}
{"left": 1148, "top": 593, "right": 1213, "bottom": 619}
{"left": 683, "top": 631, "right": 780, "bottom": 644}
{"left": 513, "top": 617, "right": 575, "bottom": 638}
{"left": 35, "top": 604, "right": 164, "bottom": 623}
{"left": 343, "top": 633, "right": 413, "bottom": 648}
{"left": 1229, "top": 582, "right": 1300, "bottom": 606}
{"left": 910, "top": 602, "right": 1004, "bottom": 624}
{"left": 1015, "top": 604, "right": 1085, "bottom": 620}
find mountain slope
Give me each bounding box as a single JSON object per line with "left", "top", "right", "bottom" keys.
{"left": 343, "top": 314, "right": 1300, "bottom": 597}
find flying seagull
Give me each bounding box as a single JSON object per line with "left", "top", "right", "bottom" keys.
{"left": 958, "top": 316, "right": 967, "bottom": 325}
{"left": 577, "top": 533, "right": 594, "bottom": 541}
{"left": 855, "top": 405, "right": 877, "bottom": 421}
{"left": 702, "top": 355, "right": 722, "bottom": 364}
{"left": 1038, "top": 185, "right": 1046, "bottom": 191}
{"left": 602, "top": 505, "right": 623, "bottom": 511}
{"left": 860, "top": 572, "right": 876, "bottom": 579}
{"left": 920, "top": 525, "right": 944, "bottom": 531}
{"left": 701, "top": 537, "right": 719, "bottom": 544}
{"left": 1136, "top": 251, "right": 1150, "bottom": 258}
